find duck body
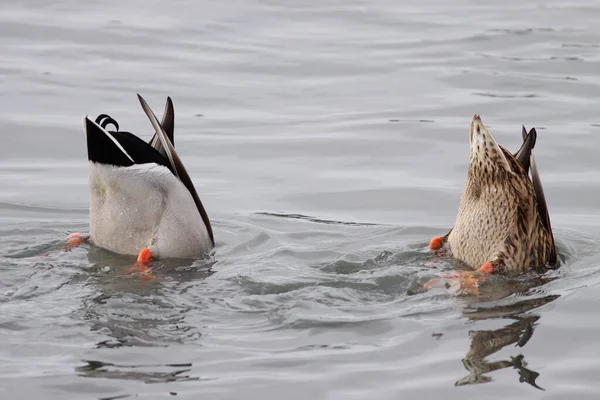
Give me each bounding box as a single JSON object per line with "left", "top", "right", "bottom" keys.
{"left": 83, "top": 94, "right": 214, "bottom": 260}
{"left": 88, "top": 162, "right": 212, "bottom": 258}
{"left": 438, "top": 114, "right": 556, "bottom": 275}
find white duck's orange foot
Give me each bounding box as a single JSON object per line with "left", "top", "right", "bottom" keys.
{"left": 62, "top": 232, "right": 90, "bottom": 251}
{"left": 118, "top": 248, "right": 156, "bottom": 280}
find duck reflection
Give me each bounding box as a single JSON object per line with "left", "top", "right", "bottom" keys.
{"left": 455, "top": 274, "right": 560, "bottom": 390}
{"left": 82, "top": 245, "right": 215, "bottom": 349}
{"left": 75, "top": 360, "right": 200, "bottom": 384}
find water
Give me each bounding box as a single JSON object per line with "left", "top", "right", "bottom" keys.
{"left": 2, "top": 0, "right": 600, "bottom": 398}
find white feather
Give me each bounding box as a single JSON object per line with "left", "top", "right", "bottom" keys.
{"left": 88, "top": 162, "right": 212, "bottom": 258}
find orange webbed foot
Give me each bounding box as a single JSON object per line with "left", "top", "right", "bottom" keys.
{"left": 427, "top": 236, "right": 446, "bottom": 267}
{"left": 423, "top": 262, "right": 494, "bottom": 296}
{"left": 137, "top": 248, "right": 152, "bottom": 264}
{"left": 62, "top": 232, "right": 90, "bottom": 251}
{"left": 429, "top": 237, "right": 444, "bottom": 251}
{"left": 478, "top": 262, "right": 494, "bottom": 275}
{"left": 455, "top": 271, "right": 484, "bottom": 295}
{"left": 456, "top": 262, "right": 494, "bottom": 295}
{"left": 119, "top": 248, "right": 156, "bottom": 280}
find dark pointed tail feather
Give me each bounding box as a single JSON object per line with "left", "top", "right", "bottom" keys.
{"left": 149, "top": 97, "right": 175, "bottom": 157}
{"left": 162, "top": 97, "right": 174, "bottom": 145}
{"left": 521, "top": 126, "right": 556, "bottom": 265}
{"left": 515, "top": 125, "right": 537, "bottom": 173}
{"left": 137, "top": 94, "right": 215, "bottom": 247}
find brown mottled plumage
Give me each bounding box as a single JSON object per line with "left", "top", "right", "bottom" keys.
{"left": 440, "top": 114, "right": 556, "bottom": 275}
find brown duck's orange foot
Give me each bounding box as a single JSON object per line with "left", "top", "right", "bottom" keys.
{"left": 423, "top": 264, "right": 494, "bottom": 296}
{"left": 455, "top": 263, "right": 495, "bottom": 295}
{"left": 429, "top": 237, "right": 444, "bottom": 250}
{"left": 423, "top": 272, "right": 482, "bottom": 295}
{"left": 478, "top": 262, "right": 494, "bottom": 274}
{"left": 62, "top": 232, "right": 90, "bottom": 251}
{"left": 455, "top": 271, "right": 484, "bottom": 295}
{"left": 119, "top": 248, "right": 156, "bottom": 280}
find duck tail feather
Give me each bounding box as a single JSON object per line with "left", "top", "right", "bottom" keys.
{"left": 137, "top": 94, "right": 215, "bottom": 246}
{"left": 149, "top": 97, "right": 175, "bottom": 156}
{"left": 515, "top": 125, "right": 537, "bottom": 173}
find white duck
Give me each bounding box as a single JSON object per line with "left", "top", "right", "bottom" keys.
{"left": 81, "top": 94, "right": 214, "bottom": 268}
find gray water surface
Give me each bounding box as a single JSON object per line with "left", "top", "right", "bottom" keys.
{"left": 2, "top": 1, "right": 600, "bottom": 399}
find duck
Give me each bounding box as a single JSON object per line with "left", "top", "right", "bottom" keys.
{"left": 425, "top": 114, "right": 556, "bottom": 292}
{"left": 79, "top": 94, "right": 214, "bottom": 269}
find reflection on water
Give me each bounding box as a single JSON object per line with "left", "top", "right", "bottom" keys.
{"left": 256, "top": 212, "right": 380, "bottom": 227}
{"left": 458, "top": 315, "right": 544, "bottom": 388}
{"left": 456, "top": 275, "right": 561, "bottom": 389}
{"left": 83, "top": 246, "right": 215, "bottom": 349}
{"left": 76, "top": 360, "right": 201, "bottom": 384}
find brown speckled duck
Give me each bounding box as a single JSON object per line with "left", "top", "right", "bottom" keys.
{"left": 427, "top": 114, "right": 556, "bottom": 288}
